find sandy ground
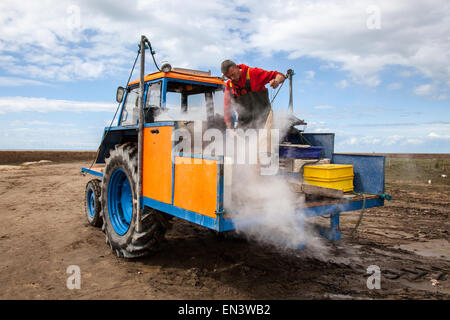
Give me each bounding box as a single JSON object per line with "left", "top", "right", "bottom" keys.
{"left": 0, "top": 160, "right": 448, "bottom": 300}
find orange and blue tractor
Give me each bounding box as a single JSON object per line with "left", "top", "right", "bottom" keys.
{"left": 81, "top": 36, "right": 389, "bottom": 258}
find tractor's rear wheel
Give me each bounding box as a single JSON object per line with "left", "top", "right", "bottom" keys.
{"left": 101, "top": 143, "right": 171, "bottom": 258}
{"left": 85, "top": 179, "right": 103, "bottom": 227}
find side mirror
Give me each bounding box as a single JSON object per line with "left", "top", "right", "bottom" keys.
{"left": 116, "top": 86, "right": 125, "bottom": 103}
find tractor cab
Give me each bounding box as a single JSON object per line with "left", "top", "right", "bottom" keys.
{"left": 117, "top": 67, "right": 226, "bottom": 130}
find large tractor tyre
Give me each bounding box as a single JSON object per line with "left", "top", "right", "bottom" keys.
{"left": 84, "top": 179, "right": 103, "bottom": 227}
{"left": 101, "top": 143, "right": 172, "bottom": 258}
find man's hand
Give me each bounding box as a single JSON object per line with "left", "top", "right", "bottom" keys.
{"left": 269, "top": 73, "right": 286, "bottom": 89}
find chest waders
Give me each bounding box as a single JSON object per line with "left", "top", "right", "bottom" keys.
{"left": 229, "top": 68, "right": 272, "bottom": 129}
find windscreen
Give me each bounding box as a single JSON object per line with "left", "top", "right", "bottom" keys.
{"left": 155, "top": 81, "right": 224, "bottom": 122}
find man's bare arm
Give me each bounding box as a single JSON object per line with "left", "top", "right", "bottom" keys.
{"left": 269, "top": 73, "right": 286, "bottom": 89}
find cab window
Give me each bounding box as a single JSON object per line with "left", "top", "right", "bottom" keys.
{"left": 120, "top": 87, "right": 139, "bottom": 126}
{"left": 158, "top": 81, "right": 222, "bottom": 122}
{"left": 144, "top": 82, "right": 162, "bottom": 123}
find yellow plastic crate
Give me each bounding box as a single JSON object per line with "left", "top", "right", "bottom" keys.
{"left": 303, "top": 164, "right": 354, "bottom": 192}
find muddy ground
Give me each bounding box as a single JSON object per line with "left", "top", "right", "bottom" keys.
{"left": 0, "top": 156, "right": 448, "bottom": 300}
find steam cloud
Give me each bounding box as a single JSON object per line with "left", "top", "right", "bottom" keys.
{"left": 165, "top": 98, "right": 328, "bottom": 254}
{"left": 227, "top": 162, "right": 327, "bottom": 254}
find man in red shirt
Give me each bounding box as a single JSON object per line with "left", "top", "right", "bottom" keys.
{"left": 221, "top": 60, "right": 286, "bottom": 129}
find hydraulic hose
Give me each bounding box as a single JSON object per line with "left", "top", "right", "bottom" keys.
{"left": 143, "top": 36, "right": 161, "bottom": 72}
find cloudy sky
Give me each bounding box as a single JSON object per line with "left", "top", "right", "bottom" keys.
{"left": 0, "top": 0, "right": 449, "bottom": 152}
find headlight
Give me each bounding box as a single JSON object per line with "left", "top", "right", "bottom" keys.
{"left": 161, "top": 61, "right": 172, "bottom": 73}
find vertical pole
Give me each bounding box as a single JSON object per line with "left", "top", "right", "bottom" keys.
{"left": 181, "top": 93, "right": 188, "bottom": 113}
{"left": 287, "top": 69, "right": 294, "bottom": 114}
{"left": 330, "top": 212, "right": 342, "bottom": 241}
{"left": 136, "top": 35, "right": 145, "bottom": 233}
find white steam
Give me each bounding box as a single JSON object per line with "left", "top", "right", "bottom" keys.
{"left": 163, "top": 101, "right": 329, "bottom": 254}
{"left": 227, "top": 164, "right": 327, "bottom": 253}
{"left": 224, "top": 110, "right": 328, "bottom": 253}
{"left": 155, "top": 103, "right": 207, "bottom": 122}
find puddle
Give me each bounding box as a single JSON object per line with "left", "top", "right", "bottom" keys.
{"left": 21, "top": 160, "right": 52, "bottom": 166}
{"left": 0, "top": 165, "right": 23, "bottom": 171}
{"left": 324, "top": 293, "right": 370, "bottom": 300}
{"left": 394, "top": 239, "right": 450, "bottom": 261}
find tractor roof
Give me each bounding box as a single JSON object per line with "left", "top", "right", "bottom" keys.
{"left": 128, "top": 69, "right": 225, "bottom": 87}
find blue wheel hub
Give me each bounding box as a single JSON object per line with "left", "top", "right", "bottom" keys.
{"left": 108, "top": 168, "right": 133, "bottom": 235}
{"left": 87, "top": 188, "right": 95, "bottom": 218}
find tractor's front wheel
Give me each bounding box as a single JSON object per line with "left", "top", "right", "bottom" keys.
{"left": 101, "top": 143, "right": 170, "bottom": 258}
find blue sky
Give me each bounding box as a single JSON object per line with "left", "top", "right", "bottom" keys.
{"left": 0, "top": 0, "right": 449, "bottom": 153}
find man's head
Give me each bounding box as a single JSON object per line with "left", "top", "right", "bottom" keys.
{"left": 221, "top": 59, "right": 241, "bottom": 82}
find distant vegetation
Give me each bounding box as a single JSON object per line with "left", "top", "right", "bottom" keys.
{"left": 386, "top": 158, "right": 450, "bottom": 187}
{"left": 1, "top": 151, "right": 449, "bottom": 188}
{"left": 0, "top": 150, "right": 97, "bottom": 165}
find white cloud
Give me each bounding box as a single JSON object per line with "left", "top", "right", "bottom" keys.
{"left": 337, "top": 129, "right": 450, "bottom": 151}
{"left": 340, "top": 134, "right": 426, "bottom": 148}
{"left": 398, "top": 70, "right": 415, "bottom": 78}
{"left": 0, "top": 77, "right": 49, "bottom": 87}
{"left": 404, "top": 138, "right": 423, "bottom": 145}
{"left": 0, "top": 0, "right": 244, "bottom": 81}
{"left": 0, "top": 97, "right": 116, "bottom": 114}
{"left": 304, "top": 70, "right": 315, "bottom": 80}
{"left": 428, "top": 132, "right": 450, "bottom": 139}
{"left": 412, "top": 83, "right": 450, "bottom": 100}
{"left": 336, "top": 80, "right": 349, "bottom": 89}
{"left": 387, "top": 82, "right": 402, "bottom": 90}
{"left": 246, "top": 1, "right": 450, "bottom": 88}
{"left": 313, "top": 105, "right": 336, "bottom": 109}
{"left": 0, "top": 126, "right": 100, "bottom": 150}
{"left": 9, "top": 120, "right": 75, "bottom": 127}
{"left": 0, "top": 0, "right": 449, "bottom": 91}
{"left": 414, "top": 83, "right": 434, "bottom": 96}
{"left": 319, "top": 62, "right": 339, "bottom": 70}
{"left": 306, "top": 120, "right": 332, "bottom": 133}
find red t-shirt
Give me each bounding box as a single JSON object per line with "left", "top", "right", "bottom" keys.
{"left": 224, "top": 64, "right": 284, "bottom": 124}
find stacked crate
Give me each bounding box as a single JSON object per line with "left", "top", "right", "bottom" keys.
{"left": 303, "top": 164, "right": 354, "bottom": 192}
